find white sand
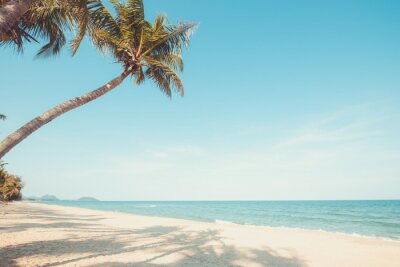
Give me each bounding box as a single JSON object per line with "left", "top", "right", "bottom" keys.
{"left": 1, "top": 201, "right": 399, "bottom": 267}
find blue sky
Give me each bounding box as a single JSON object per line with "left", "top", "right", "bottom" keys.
{"left": 1, "top": 0, "right": 400, "bottom": 200}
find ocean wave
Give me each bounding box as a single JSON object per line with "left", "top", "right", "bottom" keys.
{"left": 136, "top": 205, "right": 157, "bottom": 208}
{"left": 240, "top": 223, "right": 400, "bottom": 242}
{"left": 215, "top": 219, "right": 236, "bottom": 225}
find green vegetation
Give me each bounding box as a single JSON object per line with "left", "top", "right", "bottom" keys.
{"left": 0, "top": 0, "right": 195, "bottom": 159}
{"left": 0, "top": 0, "right": 90, "bottom": 56}
{"left": 0, "top": 162, "right": 23, "bottom": 201}
{"left": 0, "top": 114, "right": 5, "bottom": 120}
{"left": 84, "top": 0, "right": 195, "bottom": 96}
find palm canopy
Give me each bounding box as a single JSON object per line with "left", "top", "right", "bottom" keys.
{"left": 83, "top": 0, "right": 196, "bottom": 96}
{"left": 0, "top": 0, "right": 196, "bottom": 159}
{"left": 0, "top": 0, "right": 89, "bottom": 56}
{"left": 0, "top": 114, "right": 5, "bottom": 120}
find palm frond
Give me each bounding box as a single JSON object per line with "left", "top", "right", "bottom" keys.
{"left": 90, "top": 26, "right": 119, "bottom": 55}
{"left": 133, "top": 66, "right": 145, "bottom": 85}
{"left": 145, "top": 58, "right": 184, "bottom": 96}
{"left": 88, "top": 0, "right": 120, "bottom": 36}
{"left": 70, "top": 0, "right": 90, "bottom": 56}
{"left": 140, "top": 22, "right": 196, "bottom": 58}
{"left": 147, "top": 53, "right": 184, "bottom": 72}
{"left": 0, "top": 0, "right": 89, "bottom": 56}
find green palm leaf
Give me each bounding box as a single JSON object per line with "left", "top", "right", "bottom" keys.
{"left": 1, "top": 0, "right": 94, "bottom": 56}
{"left": 88, "top": 0, "right": 196, "bottom": 96}
{"left": 0, "top": 0, "right": 196, "bottom": 160}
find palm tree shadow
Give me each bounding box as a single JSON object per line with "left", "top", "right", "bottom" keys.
{"left": 133, "top": 229, "right": 306, "bottom": 267}
{"left": 2, "top": 223, "right": 306, "bottom": 267}
{"left": 0, "top": 204, "right": 108, "bottom": 234}
{"left": 2, "top": 203, "right": 306, "bottom": 266}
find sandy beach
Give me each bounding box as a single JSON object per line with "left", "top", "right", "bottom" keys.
{"left": 0, "top": 202, "right": 399, "bottom": 267}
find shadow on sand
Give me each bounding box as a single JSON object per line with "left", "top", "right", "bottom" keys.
{"left": 0, "top": 204, "right": 307, "bottom": 267}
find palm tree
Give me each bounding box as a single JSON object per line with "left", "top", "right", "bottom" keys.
{"left": 0, "top": 0, "right": 90, "bottom": 56}
{"left": 0, "top": 0, "right": 37, "bottom": 36}
{"left": 0, "top": 161, "right": 23, "bottom": 201}
{"left": 0, "top": 0, "right": 195, "bottom": 159}
{"left": 0, "top": 163, "right": 23, "bottom": 201}
{"left": 0, "top": 114, "right": 5, "bottom": 120}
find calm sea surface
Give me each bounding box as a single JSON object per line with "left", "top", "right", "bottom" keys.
{"left": 42, "top": 200, "right": 400, "bottom": 240}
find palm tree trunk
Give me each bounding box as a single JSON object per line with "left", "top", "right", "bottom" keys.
{"left": 0, "top": 71, "right": 129, "bottom": 159}
{"left": 0, "top": 0, "right": 37, "bottom": 36}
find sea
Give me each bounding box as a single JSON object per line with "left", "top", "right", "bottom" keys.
{"left": 42, "top": 200, "right": 400, "bottom": 240}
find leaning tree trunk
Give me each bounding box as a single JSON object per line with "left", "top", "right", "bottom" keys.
{"left": 0, "top": 71, "right": 129, "bottom": 159}
{"left": 0, "top": 0, "right": 37, "bottom": 36}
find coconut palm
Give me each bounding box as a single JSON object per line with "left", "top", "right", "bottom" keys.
{"left": 0, "top": 161, "right": 23, "bottom": 201}
{"left": 0, "top": 0, "right": 90, "bottom": 56}
{"left": 0, "top": 173, "right": 23, "bottom": 201}
{"left": 0, "top": 0, "right": 195, "bottom": 159}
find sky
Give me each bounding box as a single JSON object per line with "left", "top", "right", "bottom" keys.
{"left": 1, "top": 0, "right": 400, "bottom": 200}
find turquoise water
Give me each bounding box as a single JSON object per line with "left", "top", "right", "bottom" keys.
{"left": 43, "top": 200, "right": 400, "bottom": 240}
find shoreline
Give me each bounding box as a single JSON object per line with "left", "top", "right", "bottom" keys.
{"left": 38, "top": 200, "right": 400, "bottom": 243}
{"left": 1, "top": 201, "right": 400, "bottom": 266}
